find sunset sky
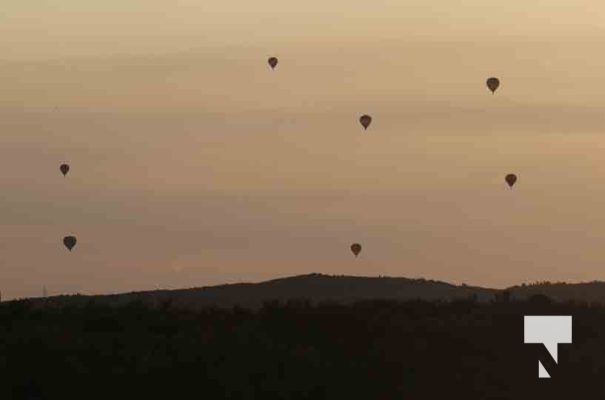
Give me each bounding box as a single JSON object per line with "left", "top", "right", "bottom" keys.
{"left": 3, "top": 0, "right": 605, "bottom": 299}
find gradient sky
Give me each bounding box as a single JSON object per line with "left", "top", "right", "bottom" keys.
{"left": 2, "top": 0, "right": 605, "bottom": 299}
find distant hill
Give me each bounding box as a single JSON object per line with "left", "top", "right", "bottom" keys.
{"left": 12, "top": 274, "right": 605, "bottom": 310}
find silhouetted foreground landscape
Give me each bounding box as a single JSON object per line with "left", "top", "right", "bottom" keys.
{"left": 2, "top": 274, "right": 605, "bottom": 399}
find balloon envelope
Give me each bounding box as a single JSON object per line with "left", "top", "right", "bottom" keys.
{"left": 63, "top": 235, "right": 77, "bottom": 251}
{"left": 60, "top": 163, "right": 69, "bottom": 176}
{"left": 350, "top": 243, "right": 362, "bottom": 257}
{"left": 359, "top": 115, "right": 372, "bottom": 129}
{"left": 486, "top": 77, "right": 500, "bottom": 94}
{"left": 268, "top": 57, "right": 278, "bottom": 69}
{"left": 505, "top": 174, "right": 517, "bottom": 188}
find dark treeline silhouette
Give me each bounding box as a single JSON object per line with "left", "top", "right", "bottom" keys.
{"left": 16, "top": 275, "right": 605, "bottom": 313}
{"left": 0, "top": 296, "right": 603, "bottom": 399}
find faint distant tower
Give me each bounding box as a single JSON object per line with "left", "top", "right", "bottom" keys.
{"left": 42, "top": 285, "right": 48, "bottom": 297}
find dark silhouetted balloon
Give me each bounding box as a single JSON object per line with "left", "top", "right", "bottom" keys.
{"left": 268, "top": 57, "right": 278, "bottom": 70}
{"left": 486, "top": 77, "right": 500, "bottom": 94}
{"left": 63, "top": 235, "right": 77, "bottom": 251}
{"left": 351, "top": 243, "right": 362, "bottom": 257}
{"left": 359, "top": 115, "right": 372, "bottom": 130}
{"left": 60, "top": 163, "right": 69, "bottom": 176}
{"left": 505, "top": 173, "right": 517, "bottom": 188}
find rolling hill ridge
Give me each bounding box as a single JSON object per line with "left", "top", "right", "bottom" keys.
{"left": 16, "top": 273, "right": 605, "bottom": 309}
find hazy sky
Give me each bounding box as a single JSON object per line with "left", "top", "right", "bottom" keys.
{"left": 3, "top": 0, "right": 605, "bottom": 299}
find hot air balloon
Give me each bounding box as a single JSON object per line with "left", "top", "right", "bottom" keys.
{"left": 505, "top": 174, "right": 517, "bottom": 188}
{"left": 486, "top": 77, "right": 500, "bottom": 94}
{"left": 351, "top": 243, "right": 362, "bottom": 257}
{"left": 268, "top": 57, "right": 278, "bottom": 70}
{"left": 60, "top": 163, "right": 69, "bottom": 176}
{"left": 63, "top": 235, "right": 77, "bottom": 251}
{"left": 359, "top": 115, "right": 372, "bottom": 130}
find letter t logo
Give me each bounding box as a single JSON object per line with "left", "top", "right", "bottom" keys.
{"left": 524, "top": 316, "right": 572, "bottom": 378}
